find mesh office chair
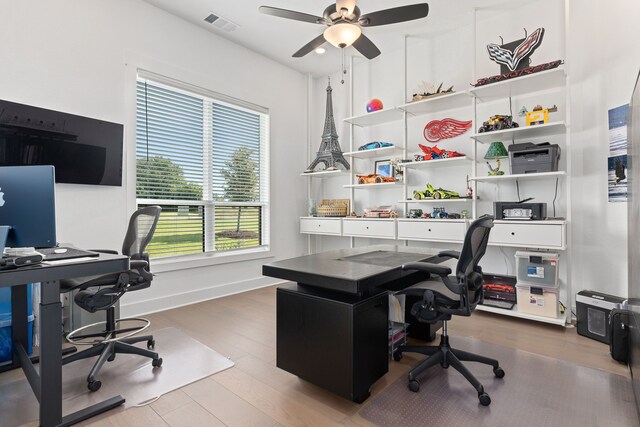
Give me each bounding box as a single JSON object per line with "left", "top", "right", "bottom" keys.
{"left": 61, "top": 206, "right": 162, "bottom": 392}
{"left": 393, "top": 215, "right": 504, "bottom": 406}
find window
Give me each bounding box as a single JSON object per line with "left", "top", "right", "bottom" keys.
{"left": 136, "top": 74, "right": 269, "bottom": 259}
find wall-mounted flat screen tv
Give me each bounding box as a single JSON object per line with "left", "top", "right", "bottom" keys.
{"left": 0, "top": 99, "right": 123, "bottom": 186}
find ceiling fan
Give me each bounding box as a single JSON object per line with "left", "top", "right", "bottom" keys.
{"left": 259, "top": 1, "right": 429, "bottom": 59}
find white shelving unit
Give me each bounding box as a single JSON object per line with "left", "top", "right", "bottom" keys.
{"left": 470, "top": 121, "right": 566, "bottom": 143}
{"left": 343, "top": 146, "right": 405, "bottom": 159}
{"left": 470, "top": 171, "right": 566, "bottom": 182}
{"left": 397, "top": 198, "right": 473, "bottom": 204}
{"left": 476, "top": 304, "right": 568, "bottom": 326}
{"left": 343, "top": 182, "right": 402, "bottom": 190}
{"left": 469, "top": 67, "right": 566, "bottom": 101}
{"left": 398, "top": 91, "right": 471, "bottom": 115}
{"left": 300, "top": 170, "right": 350, "bottom": 178}
{"left": 302, "top": 2, "right": 571, "bottom": 326}
{"left": 344, "top": 108, "right": 404, "bottom": 127}
{"left": 398, "top": 156, "right": 472, "bottom": 169}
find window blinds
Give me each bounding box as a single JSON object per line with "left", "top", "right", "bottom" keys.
{"left": 136, "top": 77, "right": 269, "bottom": 258}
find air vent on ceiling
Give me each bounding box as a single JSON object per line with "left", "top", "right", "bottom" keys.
{"left": 204, "top": 13, "right": 239, "bottom": 33}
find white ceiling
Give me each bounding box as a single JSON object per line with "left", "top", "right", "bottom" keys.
{"left": 143, "top": 0, "right": 509, "bottom": 77}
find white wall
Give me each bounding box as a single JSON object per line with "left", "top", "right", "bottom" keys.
{"left": 567, "top": 0, "right": 640, "bottom": 299}
{"left": 1, "top": 0, "right": 309, "bottom": 315}
{"left": 308, "top": 0, "right": 640, "bottom": 305}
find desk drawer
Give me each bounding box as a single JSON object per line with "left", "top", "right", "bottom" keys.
{"left": 343, "top": 219, "right": 396, "bottom": 239}
{"left": 489, "top": 222, "right": 565, "bottom": 249}
{"left": 397, "top": 220, "right": 466, "bottom": 243}
{"left": 300, "top": 218, "right": 342, "bottom": 235}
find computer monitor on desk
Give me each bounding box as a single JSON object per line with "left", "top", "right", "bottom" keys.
{"left": 0, "top": 165, "right": 56, "bottom": 248}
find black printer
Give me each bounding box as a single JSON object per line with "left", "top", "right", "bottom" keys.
{"left": 508, "top": 142, "right": 560, "bottom": 174}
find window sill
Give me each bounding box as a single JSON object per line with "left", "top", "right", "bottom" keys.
{"left": 151, "top": 247, "right": 273, "bottom": 273}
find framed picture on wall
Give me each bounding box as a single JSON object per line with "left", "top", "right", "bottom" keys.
{"left": 375, "top": 160, "right": 394, "bottom": 178}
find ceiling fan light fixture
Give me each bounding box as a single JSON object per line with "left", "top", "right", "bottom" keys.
{"left": 323, "top": 23, "right": 361, "bottom": 48}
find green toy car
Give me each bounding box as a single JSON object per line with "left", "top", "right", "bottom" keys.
{"left": 413, "top": 183, "right": 460, "bottom": 200}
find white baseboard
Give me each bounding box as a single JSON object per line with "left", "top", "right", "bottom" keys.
{"left": 120, "top": 276, "right": 286, "bottom": 317}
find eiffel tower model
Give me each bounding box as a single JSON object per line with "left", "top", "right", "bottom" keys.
{"left": 305, "top": 78, "right": 350, "bottom": 173}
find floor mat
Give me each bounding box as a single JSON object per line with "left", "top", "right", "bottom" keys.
{"left": 359, "top": 336, "right": 637, "bottom": 427}
{"left": 0, "top": 327, "right": 234, "bottom": 426}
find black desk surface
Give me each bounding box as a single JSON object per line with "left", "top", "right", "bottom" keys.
{"left": 0, "top": 253, "right": 129, "bottom": 286}
{"left": 263, "top": 245, "right": 442, "bottom": 296}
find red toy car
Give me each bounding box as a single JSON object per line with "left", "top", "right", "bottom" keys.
{"left": 418, "top": 144, "right": 464, "bottom": 160}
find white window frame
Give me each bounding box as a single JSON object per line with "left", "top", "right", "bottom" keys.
{"left": 136, "top": 70, "right": 271, "bottom": 271}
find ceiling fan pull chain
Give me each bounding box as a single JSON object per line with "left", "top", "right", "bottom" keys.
{"left": 341, "top": 48, "right": 346, "bottom": 84}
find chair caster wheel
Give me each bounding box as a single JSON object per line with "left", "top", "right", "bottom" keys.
{"left": 88, "top": 380, "right": 102, "bottom": 392}
{"left": 152, "top": 357, "right": 163, "bottom": 368}
{"left": 107, "top": 353, "right": 116, "bottom": 362}
{"left": 392, "top": 351, "right": 403, "bottom": 362}
{"left": 478, "top": 392, "right": 491, "bottom": 406}
{"left": 408, "top": 380, "right": 420, "bottom": 393}
{"left": 493, "top": 367, "right": 505, "bottom": 378}
{"left": 147, "top": 339, "right": 155, "bottom": 350}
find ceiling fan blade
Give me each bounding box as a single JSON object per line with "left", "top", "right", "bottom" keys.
{"left": 359, "top": 3, "right": 429, "bottom": 27}
{"left": 293, "top": 34, "right": 327, "bottom": 57}
{"left": 259, "top": 6, "right": 323, "bottom": 24}
{"left": 352, "top": 34, "right": 381, "bottom": 59}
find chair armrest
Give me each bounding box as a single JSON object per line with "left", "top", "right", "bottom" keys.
{"left": 402, "top": 262, "right": 452, "bottom": 276}
{"left": 89, "top": 249, "right": 119, "bottom": 255}
{"left": 130, "top": 260, "right": 148, "bottom": 270}
{"left": 438, "top": 250, "right": 460, "bottom": 260}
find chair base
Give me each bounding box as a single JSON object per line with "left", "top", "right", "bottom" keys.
{"left": 63, "top": 307, "right": 162, "bottom": 392}
{"left": 393, "top": 323, "right": 504, "bottom": 406}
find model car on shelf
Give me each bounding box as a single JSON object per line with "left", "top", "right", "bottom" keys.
{"left": 415, "top": 144, "right": 464, "bottom": 161}
{"left": 478, "top": 115, "right": 519, "bottom": 133}
{"left": 358, "top": 141, "right": 394, "bottom": 151}
{"left": 413, "top": 183, "right": 460, "bottom": 200}
{"left": 356, "top": 174, "right": 395, "bottom": 184}
{"left": 483, "top": 283, "right": 516, "bottom": 294}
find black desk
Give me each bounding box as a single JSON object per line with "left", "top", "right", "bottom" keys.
{"left": 1, "top": 254, "right": 129, "bottom": 427}
{"left": 263, "top": 245, "right": 441, "bottom": 403}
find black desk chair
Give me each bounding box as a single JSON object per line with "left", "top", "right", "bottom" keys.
{"left": 393, "top": 215, "right": 504, "bottom": 406}
{"left": 61, "top": 206, "right": 162, "bottom": 392}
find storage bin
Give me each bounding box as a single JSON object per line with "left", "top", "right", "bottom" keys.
{"left": 516, "top": 285, "right": 559, "bottom": 318}
{"left": 0, "top": 314, "right": 34, "bottom": 362}
{"left": 515, "top": 251, "right": 559, "bottom": 288}
{"left": 0, "top": 284, "right": 33, "bottom": 317}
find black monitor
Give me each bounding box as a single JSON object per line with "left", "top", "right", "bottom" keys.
{"left": 0, "top": 99, "right": 123, "bottom": 186}
{"left": 0, "top": 165, "right": 56, "bottom": 248}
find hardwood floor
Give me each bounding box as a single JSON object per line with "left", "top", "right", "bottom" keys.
{"left": 74, "top": 284, "right": 628, "bottom": 427}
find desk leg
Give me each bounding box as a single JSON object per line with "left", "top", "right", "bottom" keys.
{"left": 11, "top": 284, "right": 28, "bottom": 366}
{"left": 39, "top": 280, "right": 63, "bottom": 427}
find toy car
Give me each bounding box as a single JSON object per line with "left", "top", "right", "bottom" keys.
{"left": 413, "top": 183, "right": 459, "bottom": 200}
{"left": 358, "top": 141, "right": 394, "bottom": 151}
{"left": 412, "top": 189, "right": 431, "bottom": 199}
{"left": 432, "top": 207, "right": 448, "bottom": 219}
{"left": 356, "top": 174, "right": 395, "bottom": 184}
{"left": 417, "top": 144, "right": 464, "bottom": 160}
{"left": 483, "top": 283, "right": 515, "bottom": 293}
{"left": 477, "top": 115, "right": 519, "bottom": 133}
{"left": 427, "top": 183, "right": 459, "bottom": 199}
